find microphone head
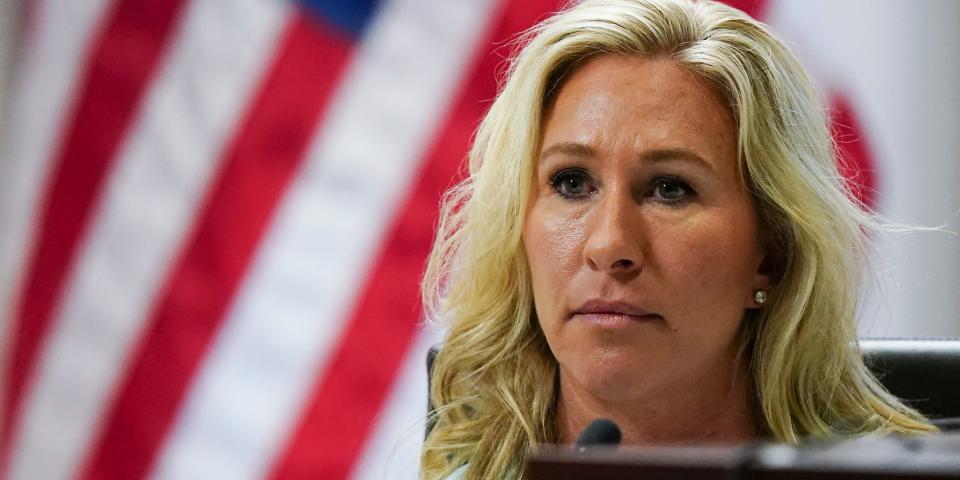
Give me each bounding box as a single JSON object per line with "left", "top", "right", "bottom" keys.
{"left": 575, "top": 418, "right": 622, "bottom": 447}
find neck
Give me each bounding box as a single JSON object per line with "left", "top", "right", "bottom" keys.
{"left": 555, "top": 356, "right": 760, "bottom": 445}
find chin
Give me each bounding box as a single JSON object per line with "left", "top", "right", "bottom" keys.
{"left": 561, "top": 348, "right": 665, "bottom": 402}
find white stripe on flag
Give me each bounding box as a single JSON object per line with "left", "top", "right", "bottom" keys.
{"left": 0, "top": 0, "right": 112, "bottom": 372}
{"left": 350, "top": 326, "right": 446, "bottom": 480}
{"left": 4, "top": 1, "right": 291, "bottom": 478}
{"left": 150, "top": 0, "right": 498, "bottom": 478}
{"left": 764, "top": 0, "right": 960, "bottom": 337}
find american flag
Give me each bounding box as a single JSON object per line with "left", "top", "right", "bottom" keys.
{"left": 0, "top": 0, "right": 957, "bottom": 479}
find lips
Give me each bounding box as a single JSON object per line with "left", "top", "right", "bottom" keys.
{"left": 570, "top": 299, "right": 662, "bottom": 323}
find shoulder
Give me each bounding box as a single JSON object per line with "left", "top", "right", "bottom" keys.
{"left": 442, "top": 463, "right": 519, "bottom": 480}
{"left": 444, "top": 464, "right": 468, "bottom": 480}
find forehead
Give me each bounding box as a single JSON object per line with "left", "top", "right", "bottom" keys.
{"left": 539, "top": 55, "right": 738, "bottom": 176}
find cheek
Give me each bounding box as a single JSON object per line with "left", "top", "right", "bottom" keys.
{"left": 524, "top": 205, "right": 584, "bottom": 316}
{"left": 655, "top": 209, "right": 760, "bottom": 305}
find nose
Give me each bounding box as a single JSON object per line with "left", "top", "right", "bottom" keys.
{"left": 583, "top": 186, "right": 644, "bottom": 274}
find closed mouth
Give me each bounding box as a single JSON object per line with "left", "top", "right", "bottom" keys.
{"left": 570, "top": 299, "right": 661, "bottom": 322}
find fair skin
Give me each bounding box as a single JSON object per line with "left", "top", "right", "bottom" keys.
{"left": 523, "top": 55, "right": 771, "bottom": 445}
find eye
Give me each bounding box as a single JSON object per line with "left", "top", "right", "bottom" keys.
{"left": 652, "top": 176, "right": 695, "bottom": 204}
{"left": 549, "top": 169, "right": 595, "bottom": 199}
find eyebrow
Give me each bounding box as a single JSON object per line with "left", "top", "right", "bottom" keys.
{"left": 646, "top": 148, "right": 715, "bottom": 173}
{"left": 539, "top": 142, "right": 596, "bottom": 161}
{"left": 538, "top": 141, "right": 715, "bottom": 173}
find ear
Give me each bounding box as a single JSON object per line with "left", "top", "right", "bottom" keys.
{"left": 745, "top": 242, "right": 779, "bottom": 309}
{"left": 745, "top": 270, "right": 773, "bottom": 309}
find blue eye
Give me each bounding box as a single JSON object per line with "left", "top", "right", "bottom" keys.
{"left": 550, "top": 169, "right": 594, "bottom": 199}
{"left": 652, "top": 177, "right": 694, "bottom": 204}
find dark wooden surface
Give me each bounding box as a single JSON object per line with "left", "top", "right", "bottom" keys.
{"left": 526, "top": 434, "right": 960, "bottom": 480}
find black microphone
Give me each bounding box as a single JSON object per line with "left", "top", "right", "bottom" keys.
{"left": 575, "top": 418, "right": 622, "bottom": 451}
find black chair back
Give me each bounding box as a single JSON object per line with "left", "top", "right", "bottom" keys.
{"left": 861, "top": 338, "right": 960, "bottom": 430}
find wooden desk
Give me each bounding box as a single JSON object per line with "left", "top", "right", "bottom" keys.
{"left": 527, "top": 434, "right": 960, "bottom": 479}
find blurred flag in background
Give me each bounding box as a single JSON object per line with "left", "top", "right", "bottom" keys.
{"left": 0, "top": 0, "right": 957, "bottom": 479}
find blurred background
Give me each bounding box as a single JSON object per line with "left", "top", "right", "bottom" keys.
{"left": 0, "top": 0, "right": 957, "bottom": 479}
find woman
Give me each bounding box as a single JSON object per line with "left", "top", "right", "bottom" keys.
{"left": 420, "top": 0, "right": 936, "bottom": 478}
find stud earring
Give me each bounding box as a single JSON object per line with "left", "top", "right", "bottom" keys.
{"left": 754, "top": 290, "right": 768, "bottom": 305}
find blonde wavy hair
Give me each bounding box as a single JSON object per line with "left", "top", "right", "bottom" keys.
{"left": 420, "top": 0, "right": 935, "bottom": 478}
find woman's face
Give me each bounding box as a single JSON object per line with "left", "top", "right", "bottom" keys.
{"left": 524, "top": 55, "right": 770, "bottom": 403}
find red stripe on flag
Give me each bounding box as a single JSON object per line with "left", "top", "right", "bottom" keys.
{"left": 266, "top": 2, "right": 568, "bottom": 478}
{"left": 2, "top": 0, "right": 187, "bottom": 465}
{"left": 830, "top": 95, "right": 878, "bottom": 208}
{"left": 720, "top": 0, "right": 769, "bottom": 18}
{"left": 77, "top": 15, "right": 354, "bottom": 480}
